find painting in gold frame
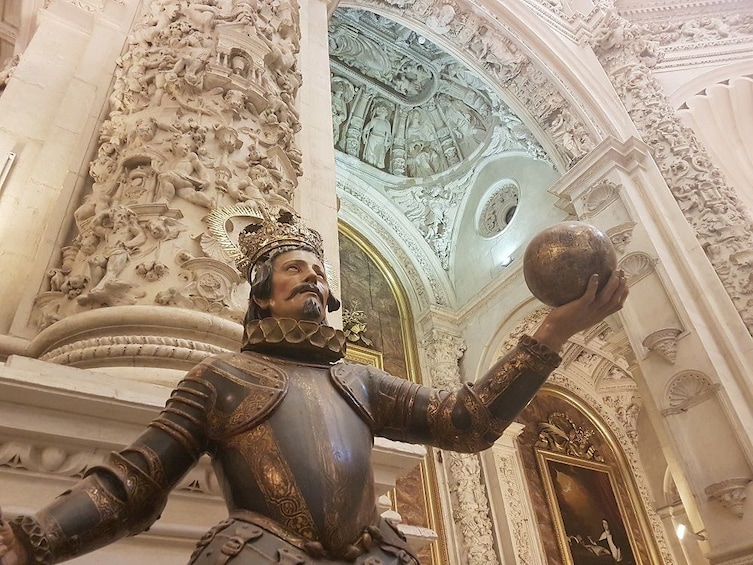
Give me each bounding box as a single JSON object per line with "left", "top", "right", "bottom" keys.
{"left": 537, "top": 450, "right": 640, "bottom": 565}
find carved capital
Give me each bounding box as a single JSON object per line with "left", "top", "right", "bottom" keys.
{"left": 642, "top": 328, "right": 682, "bottom": 363}
{"left": 705, "top": 477, "right": 752, "bottom": 518}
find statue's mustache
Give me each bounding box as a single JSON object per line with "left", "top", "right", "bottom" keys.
{"left": 289, "top": 283, "right": 323, "bottom": 301}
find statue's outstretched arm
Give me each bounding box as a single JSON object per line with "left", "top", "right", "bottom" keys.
{"left": 362, "top": 270, "right": 628, "bottom": 451}
{"left": 6, "top": 362, "right": 215, "bottom": 565}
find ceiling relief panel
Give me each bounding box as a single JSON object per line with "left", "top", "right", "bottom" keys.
{"left": 330, "top": 8, "right": 549, "bottom": 269}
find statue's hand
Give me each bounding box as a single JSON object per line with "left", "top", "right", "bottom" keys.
{"left": 0, "top": 510, "right": 27, "bottom": 565}
{"left": 532, "top": 269, "right": 628, "bottom": 352}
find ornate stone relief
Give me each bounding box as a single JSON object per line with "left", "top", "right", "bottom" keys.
{"left": 581, "top": 179, "right": 620, "bottom": 219}
{"left": 704, "top": 477, "right": 752, "bottom": 518}
{"left": 618, "top": 251, "right": 657, "bottom": 284}
{"left": 642, "top": 327, "right": 683, "bottom": 364}
{"left": 476, "top": 181, "right": 519, "bottom": 238}
{"left": 493, "top": 451, "right": 540, "bottom": 565}
{"left": 635, "top": 14, "right": 753, "bottom": 47}
{"left": 591, "top": 10, "right": 753, "bottom": 336}
{"left": 32, "top": 0, "right": 304, "bottom": 331}
{"left": 535, "top": 411, "right": 605, "bottom": 461}
{"left": 606, "top": 221, "right": 636, "bottom": 254}
{"left": 337, "top": 178, "right": 450, "bottom": 307}
{"left": 421, "top": 327, "right": 498, "bottom": 565}
{"left": 662, "top": 370, "right": 721, "bottom": 416}
{"left": 358, "top": 0, "right": 597, "bottom": 170}
{"left": 330, "top": 8, "right": 552, "bottom": 270}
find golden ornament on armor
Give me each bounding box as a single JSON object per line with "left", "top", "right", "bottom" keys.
{"left": 523, "top": 221, "right": 617, "bottom": 307}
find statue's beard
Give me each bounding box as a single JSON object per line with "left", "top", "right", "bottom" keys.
{"left": 301, "top": 296, "right": 323, "bottom": 321}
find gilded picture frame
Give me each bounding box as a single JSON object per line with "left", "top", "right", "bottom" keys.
{"left": 344, "top": 342, "right": 384, "bottom": 369}
{"left": 537, "top": 450, "right": 641, "bottom": 565}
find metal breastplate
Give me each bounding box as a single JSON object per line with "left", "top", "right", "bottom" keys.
{"left": 208, "top": 353, "right": 377, "bottom": 558}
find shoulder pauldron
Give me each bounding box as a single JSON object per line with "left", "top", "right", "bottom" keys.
{"left": 330, "top": 362, "right": 376, "bottom": 429}
{"left": 202, "top": 353, "right": 289, "bottom": 440}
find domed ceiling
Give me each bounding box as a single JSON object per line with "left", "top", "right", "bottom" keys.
{"left": 328, "top": 8, "right": 552, "bottom": 270}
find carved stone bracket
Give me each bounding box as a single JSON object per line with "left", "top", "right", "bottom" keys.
{"left": 642, "top": 328, "right": 683, "bottom": 363}
{"left": 606, "top": 222, "right": 636, "bottom": 254}
{"left": 705, "top": 477, "right": 752, "bottom": 518}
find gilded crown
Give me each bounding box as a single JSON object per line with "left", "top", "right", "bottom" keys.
{"left": 237, "top": 210, "right": 324, "bottom": 278}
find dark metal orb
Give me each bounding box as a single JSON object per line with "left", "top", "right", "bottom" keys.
{"left": 523, "top": 221, "right": 617, "bottom": 307}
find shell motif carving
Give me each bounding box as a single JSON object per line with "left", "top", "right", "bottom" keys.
{"left": 618, "top": 252, "right": 657, "bottom": 284}
{"left": 663, "top": 371, "right": 720, "bottom": 415}
{"left": 581, "top": 179, "right": 620, "bottom": 218}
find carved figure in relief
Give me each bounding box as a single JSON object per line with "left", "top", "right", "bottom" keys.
{"left": 156, "top": 134, "right": 213, "bottom": 208}
{"left": 88, "top": 206, "right": 148, "bottom": 292}
{"left": 0, "top": 210, "right": 629, "bottom": 565}
{"left": 362, "top": 105, "right": 393, "bottom": 168}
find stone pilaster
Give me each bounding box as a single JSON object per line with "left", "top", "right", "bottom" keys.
{"left": 421, "top": 326, "right": 500, "bottom": 565}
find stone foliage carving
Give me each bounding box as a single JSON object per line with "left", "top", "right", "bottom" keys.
{"left": 421, "top": 327, "right": 498, "bottom": 565}
{"left": 591, "top": 10, "right": 753, "bottom": 336}
{"left": 337, "top": 179, "right": 450, "bottom": 307}
{"left": 606, "top": 222, "right": 636, "bottom": 254}
{"left": 705, "top": 477, "right": 752, "bottom": 518}
{"left": 493, "top": 450, "right": 540, "bottom": 565}
{"left": 33, "top": 0, "right": 304, "bottom": 330}
{"left": 349, "top": 1, "right": 596, "bottom": 170}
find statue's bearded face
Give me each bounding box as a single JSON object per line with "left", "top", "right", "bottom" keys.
{"left": 253, "top": 249, "right": 330, "bottom": 323}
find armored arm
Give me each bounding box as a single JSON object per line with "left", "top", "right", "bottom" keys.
{"left": 365, "top": 335, "right": 560, "bottom": 452}
{"left": 8, "top": 361, "right": 216, "bottom": 565}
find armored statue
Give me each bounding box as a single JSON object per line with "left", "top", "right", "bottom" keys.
{"left": 0, "top": 211, "right": 628, "bottom": 565}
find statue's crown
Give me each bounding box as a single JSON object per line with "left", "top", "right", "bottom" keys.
{"left": 238, "top": 210, "right": 324, "bottom": 277}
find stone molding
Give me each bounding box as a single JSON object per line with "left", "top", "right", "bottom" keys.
{"left": 591, "top": 9, "right": 753, "bottom": 337}
{"left": 642, "top": 327, "right": 683, "bottom": 364}
{"left": 662, "top": 370, "right": 721, "bottom": 416}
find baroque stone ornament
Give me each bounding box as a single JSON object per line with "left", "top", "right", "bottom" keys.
{"left": 535, "top": 411, "right": 605, "bottom": 461}
{"left": 642, "top": 328, "right": 683, "bottom": 363}
{"left": 705, "top": 477, "right": 752, "bottom": 518}
{"left": 32, "top": 0, "right": 304, "bottom": 331}
{"left": 591, "top": 9, "right": 753, "bottom": 337}
{"left": 662, "top": 371, "right": 721, "bottom": 416}
{"left": 421, "top": 327, "right": 499, "bottom": 565}
{"left": 606, "top": 222, "right": 636, "bottom": 254}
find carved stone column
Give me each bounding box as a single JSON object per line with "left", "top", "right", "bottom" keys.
{"left": 0, "top": 0, "right": 139, "bottom": 346}
{"left": 10, "top": 0, "right": 338, "bottom": 377}
{"left": 422, "top": 327, "right": 500, "bottom": 565}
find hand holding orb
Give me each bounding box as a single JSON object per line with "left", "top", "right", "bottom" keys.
{"left": 523, "top": 222, "right": 617, "bottom": 307}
